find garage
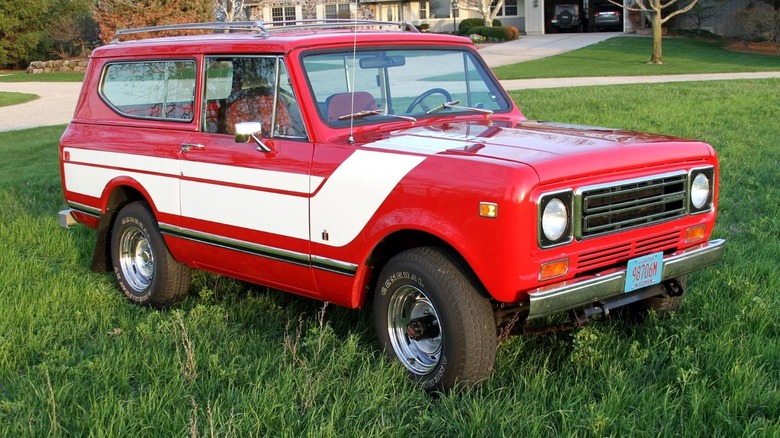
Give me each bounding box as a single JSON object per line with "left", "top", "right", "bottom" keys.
{"left": 545, "top": 0, "right": 625, "bottom": 33}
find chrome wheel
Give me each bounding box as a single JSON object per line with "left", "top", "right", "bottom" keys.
{"left": 386, "top": 285, "right": 442, "bottom": 376}
{"left": 118, "top": 226, "right": 154, "bottom": 292}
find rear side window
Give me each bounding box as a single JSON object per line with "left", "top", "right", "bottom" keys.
{"left": 101, "top": 60, "right": 196, "bottom": 121}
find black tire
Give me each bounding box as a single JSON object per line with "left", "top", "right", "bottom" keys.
{"left": 373, "top": 247, "right": 497, "bottom": 392}
{"left": 111, "top": 201, "right": 191, "bottom": 308}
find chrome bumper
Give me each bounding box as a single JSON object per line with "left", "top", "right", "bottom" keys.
{"left": 527, "top": 239, "right": 725, "bottom": 320}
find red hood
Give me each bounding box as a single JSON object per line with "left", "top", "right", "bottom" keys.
{"left": 364, "top": 120, "right": 715, "bottom": 183}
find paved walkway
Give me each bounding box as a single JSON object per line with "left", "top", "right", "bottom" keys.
{"left": 1, "top": 33, "right": 779, "bottom": 132}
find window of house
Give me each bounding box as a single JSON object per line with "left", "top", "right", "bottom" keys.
{"left": 272, "top": 6, "right": 296, "bottom": 23}
{"left": 429, "top": 0, "right": 451, "bottom": 18}
{"left": 419, "top": 1, "right": 428, "bottom": 19}
{"left": 101, "top": 60, "right": 196, "bottom": 121}
{"left": 325, "top": 3, "right": 351, "bottom": 19}
{"left": 490, "top": 0, "right": 518, "bottom": 16}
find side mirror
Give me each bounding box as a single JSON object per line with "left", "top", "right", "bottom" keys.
{"left": 234, "top": 122, "right": 271, "bottom": 153}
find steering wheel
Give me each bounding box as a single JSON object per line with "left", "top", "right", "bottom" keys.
{"left": 405, "top": 88, "right": 453, "bottom": 114}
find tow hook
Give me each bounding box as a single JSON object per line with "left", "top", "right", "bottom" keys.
{"left": 406, "top": 314, "right": 440, "bottom": 341}
{"left": 664, "top": 279, "right": 684, "bottom": 297}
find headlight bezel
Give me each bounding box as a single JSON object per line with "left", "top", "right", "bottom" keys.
{"left": 688, "top": 167, "right": 714, "bottom": 214}
{"left": 538, "top": 190, "right": 574, "bottom": 248}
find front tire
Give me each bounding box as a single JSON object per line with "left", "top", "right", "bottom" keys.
{"left": 374, "top": 247, "right": 497, "bottom": 392}
{"left": 111, "top": 201, "right": 191, "bottom": 308}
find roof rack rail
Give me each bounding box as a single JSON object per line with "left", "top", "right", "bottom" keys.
{"left": 263, "top": 19, "right": 419, "bottom": 33}
{"left": 111, "top": 21, "right": 269, "bottom": 43}
{"left": 111, "top": 19, "right": 418, "bottom": 43}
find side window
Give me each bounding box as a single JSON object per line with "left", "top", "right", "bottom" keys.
{"left": 203, "top": 56, "right": 306, "bottom": 139}
{"left": 101, "top": 60, "right": 196, "bottom": 121}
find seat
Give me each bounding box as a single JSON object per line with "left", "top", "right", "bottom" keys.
{"left": 326, "top": 92, "right": 378, "bottom": 122}
{"left": 225, "top": 87, "right": 291, "bottom": 136}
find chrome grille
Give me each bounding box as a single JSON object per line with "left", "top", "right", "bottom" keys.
{"left": 577, "top": 172, "right": 688, "bottom": 238}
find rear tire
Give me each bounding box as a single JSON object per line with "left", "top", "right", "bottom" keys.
{"left": 373, "top": 247, "right": 497, "bottom": 392}
{"left": 111, "top": 201, "right": 191, "bottom": 308}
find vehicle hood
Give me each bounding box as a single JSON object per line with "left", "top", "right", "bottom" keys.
{"left": 364, "top": 120, "right": 715, "bottom": 183}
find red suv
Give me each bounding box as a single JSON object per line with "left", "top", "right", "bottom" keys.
{"left": 59, "top": 20, "right": 724, "bottom": 391}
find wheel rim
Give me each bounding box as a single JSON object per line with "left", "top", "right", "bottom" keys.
{"left": 386, "top": 285, "right": 442, "bottom": 376}
{"left": 118, "top": 226, "right": 154, "bottom": 293}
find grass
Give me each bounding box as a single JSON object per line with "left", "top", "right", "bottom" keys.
{"left": 0, "top": 71, "right": 84, "bottom": 82}
{"left": 492, "top": 36, "right": 780, "bottom": 80}
{"left": 0, "top": 92, "right": 37, "bottom": 107}
{"left": 1, "top": 80, "right": 779, "bottom": 435}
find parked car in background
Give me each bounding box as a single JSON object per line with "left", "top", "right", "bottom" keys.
{"left": 551, "top": 4, "right": 583, "bottom": 32}
{"left": 594, "top": 4, "right": 623, "bottom": 31}
{"left": 59, "top": 20, "right": 724, "bottom": 392}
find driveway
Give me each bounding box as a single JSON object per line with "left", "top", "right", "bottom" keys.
{"left": 0, "top": 81, "right": 82, "bottom": 132}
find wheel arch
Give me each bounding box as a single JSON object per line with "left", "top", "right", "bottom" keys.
{"left": 359, "top": 229, "right": 490, "bottom": 305}
{"left": 90, "top": 183, "right": 152, "bottom": 272}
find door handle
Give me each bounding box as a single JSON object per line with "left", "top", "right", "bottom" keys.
{"left": 181, "top": 143, "right": 205, "bottom": 153}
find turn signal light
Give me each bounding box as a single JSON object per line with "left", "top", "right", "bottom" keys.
{"left": 539, "top": 259, "right": 569, "bottom": 281}
{"left": 686, "top": 224, "right": 707, "bottom": 243}
{"left": 479, "top": 202, "right": 498, "bottom": 218}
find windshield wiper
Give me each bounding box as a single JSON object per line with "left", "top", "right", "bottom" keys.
{"left": 426, "top": 100, "right": 494, "bottom": 115}
{"left": 338, "top": 109, "right": 383, "bottom": 120}
{"left": 338, "top": 110, "right": 417, "bottom": 123}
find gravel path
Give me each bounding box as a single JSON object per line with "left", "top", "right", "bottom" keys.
{"left": 0, "top": 82, "right": 82, "bottom": 132}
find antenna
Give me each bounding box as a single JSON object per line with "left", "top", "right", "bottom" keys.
{"left": 348, "top": 0, "right": 359, "bottom": 144}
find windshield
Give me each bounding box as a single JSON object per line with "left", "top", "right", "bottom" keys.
{"left": 302, "top": 48, "right": 511, "bottom": 125}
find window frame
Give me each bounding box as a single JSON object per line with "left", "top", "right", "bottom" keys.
{"left": 99, "top": 59, "right": 197, "bottom": 123}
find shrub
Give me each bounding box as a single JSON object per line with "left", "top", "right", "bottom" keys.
{"left": 416, "top": 22, "right": 431, "bottom": 32}
{"left": 458, "top": 18, "right": 502, "bottom": 34}
{"left": 733, "top": 4, "right": 778, "bottom": 45}
{"left": 465, "top": 26, "right": 511, "bottom": 42}
{"left": 505, "top": 26, "right": 520, "bottom": 40}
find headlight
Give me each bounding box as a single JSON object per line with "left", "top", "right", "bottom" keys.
{"left": 689, "top": 167, "right": 714, "bottom": 214}
{"left": 542, "top": 198, "right": 568, "bottom": 241}
{"left": 538, "top": 190, "right": 573, "bottom": 248}
{"left": 690, "top": 173, "right": 710, "bottom": 209}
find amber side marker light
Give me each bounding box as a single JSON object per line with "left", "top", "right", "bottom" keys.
{"left": 540, "top": 259, "right": 569, "bottom": 281}
{"left": 479, "top": 202, "right": 498, "bottom": 218}
{"left": 686, "top": 224, "right": 707, "bottom": 243}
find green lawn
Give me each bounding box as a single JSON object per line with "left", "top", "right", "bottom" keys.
{"left": 493, "top": 36, "right": 780, "bottom": 80}
{"left": 1, "top": 80, "right": 779, "bottom": 435}
{"left": 0, "top": 71, "right": 85, "bottom": 82}
{"left": 0, "top": 91, "right": 37, "bottom": 107}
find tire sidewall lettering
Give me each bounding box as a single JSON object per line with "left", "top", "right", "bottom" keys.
{"left": 380, "top": 270, "right": 423, "bottom": 296}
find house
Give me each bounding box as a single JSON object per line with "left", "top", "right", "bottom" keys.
{"left": 242, "top": 0, "right": 773, "bottom": 36}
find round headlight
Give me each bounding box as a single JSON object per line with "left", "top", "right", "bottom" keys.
{"left": 542, "top": 198, "right": 568, "bottom": 241}
{"left": 691, "top": 173, "right": 710, "bottom": 209}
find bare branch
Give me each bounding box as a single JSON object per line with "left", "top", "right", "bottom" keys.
{"left": 607, "top": 0, "right": 648, "bottom": 13}
{"left": 661, "top": 0, "right": 698, "bottom": 23}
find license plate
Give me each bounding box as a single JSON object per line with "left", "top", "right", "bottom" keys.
{"left": 624, "top": 252, "right": 663, "bottom": 293}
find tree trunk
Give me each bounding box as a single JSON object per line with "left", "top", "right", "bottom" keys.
{"left": 650, "top": 11, "right": 663, "bottom": 64}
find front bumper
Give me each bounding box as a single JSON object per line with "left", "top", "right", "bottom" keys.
{"left": 527, "top": 239, "right": 725, "bottom": 319}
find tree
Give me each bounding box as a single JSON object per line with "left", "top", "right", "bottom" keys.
{"left": 457, "top": 0, "right": 505, "bottom": 26}
{"left": 683, "top": 1, "right": 718, "bottom": 35}
{"left": 48, "top": 0, "right": 98, "bottom": 59}
{"left": 96, "top": 0, "right": 212, "bottom": 44}
{"left": 0, "top": 0, "right": 54, "bottom": 67}
{"left": 214, "top": 0, "right": 246, "bottom": 22}
{"left": 608, "top": 0, "right": 698, "bottom": 64}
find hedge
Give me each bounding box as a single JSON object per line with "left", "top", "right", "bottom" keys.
{"left": 458, "top": 18, "right": 502, "bottom": 34}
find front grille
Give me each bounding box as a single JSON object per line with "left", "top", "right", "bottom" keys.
{"left": 578, "top": 172, "right": 687, "bottom": 238}
{"left": 577, "top": 230, "right": 680, "bottom": 271}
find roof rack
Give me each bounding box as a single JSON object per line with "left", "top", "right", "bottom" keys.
{"left": 111, "top": 19, "right": 418, "bottom": 43}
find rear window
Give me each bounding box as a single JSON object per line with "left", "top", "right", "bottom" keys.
{"left": 100, "top": 60, "right": 196, "bottom": 121}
